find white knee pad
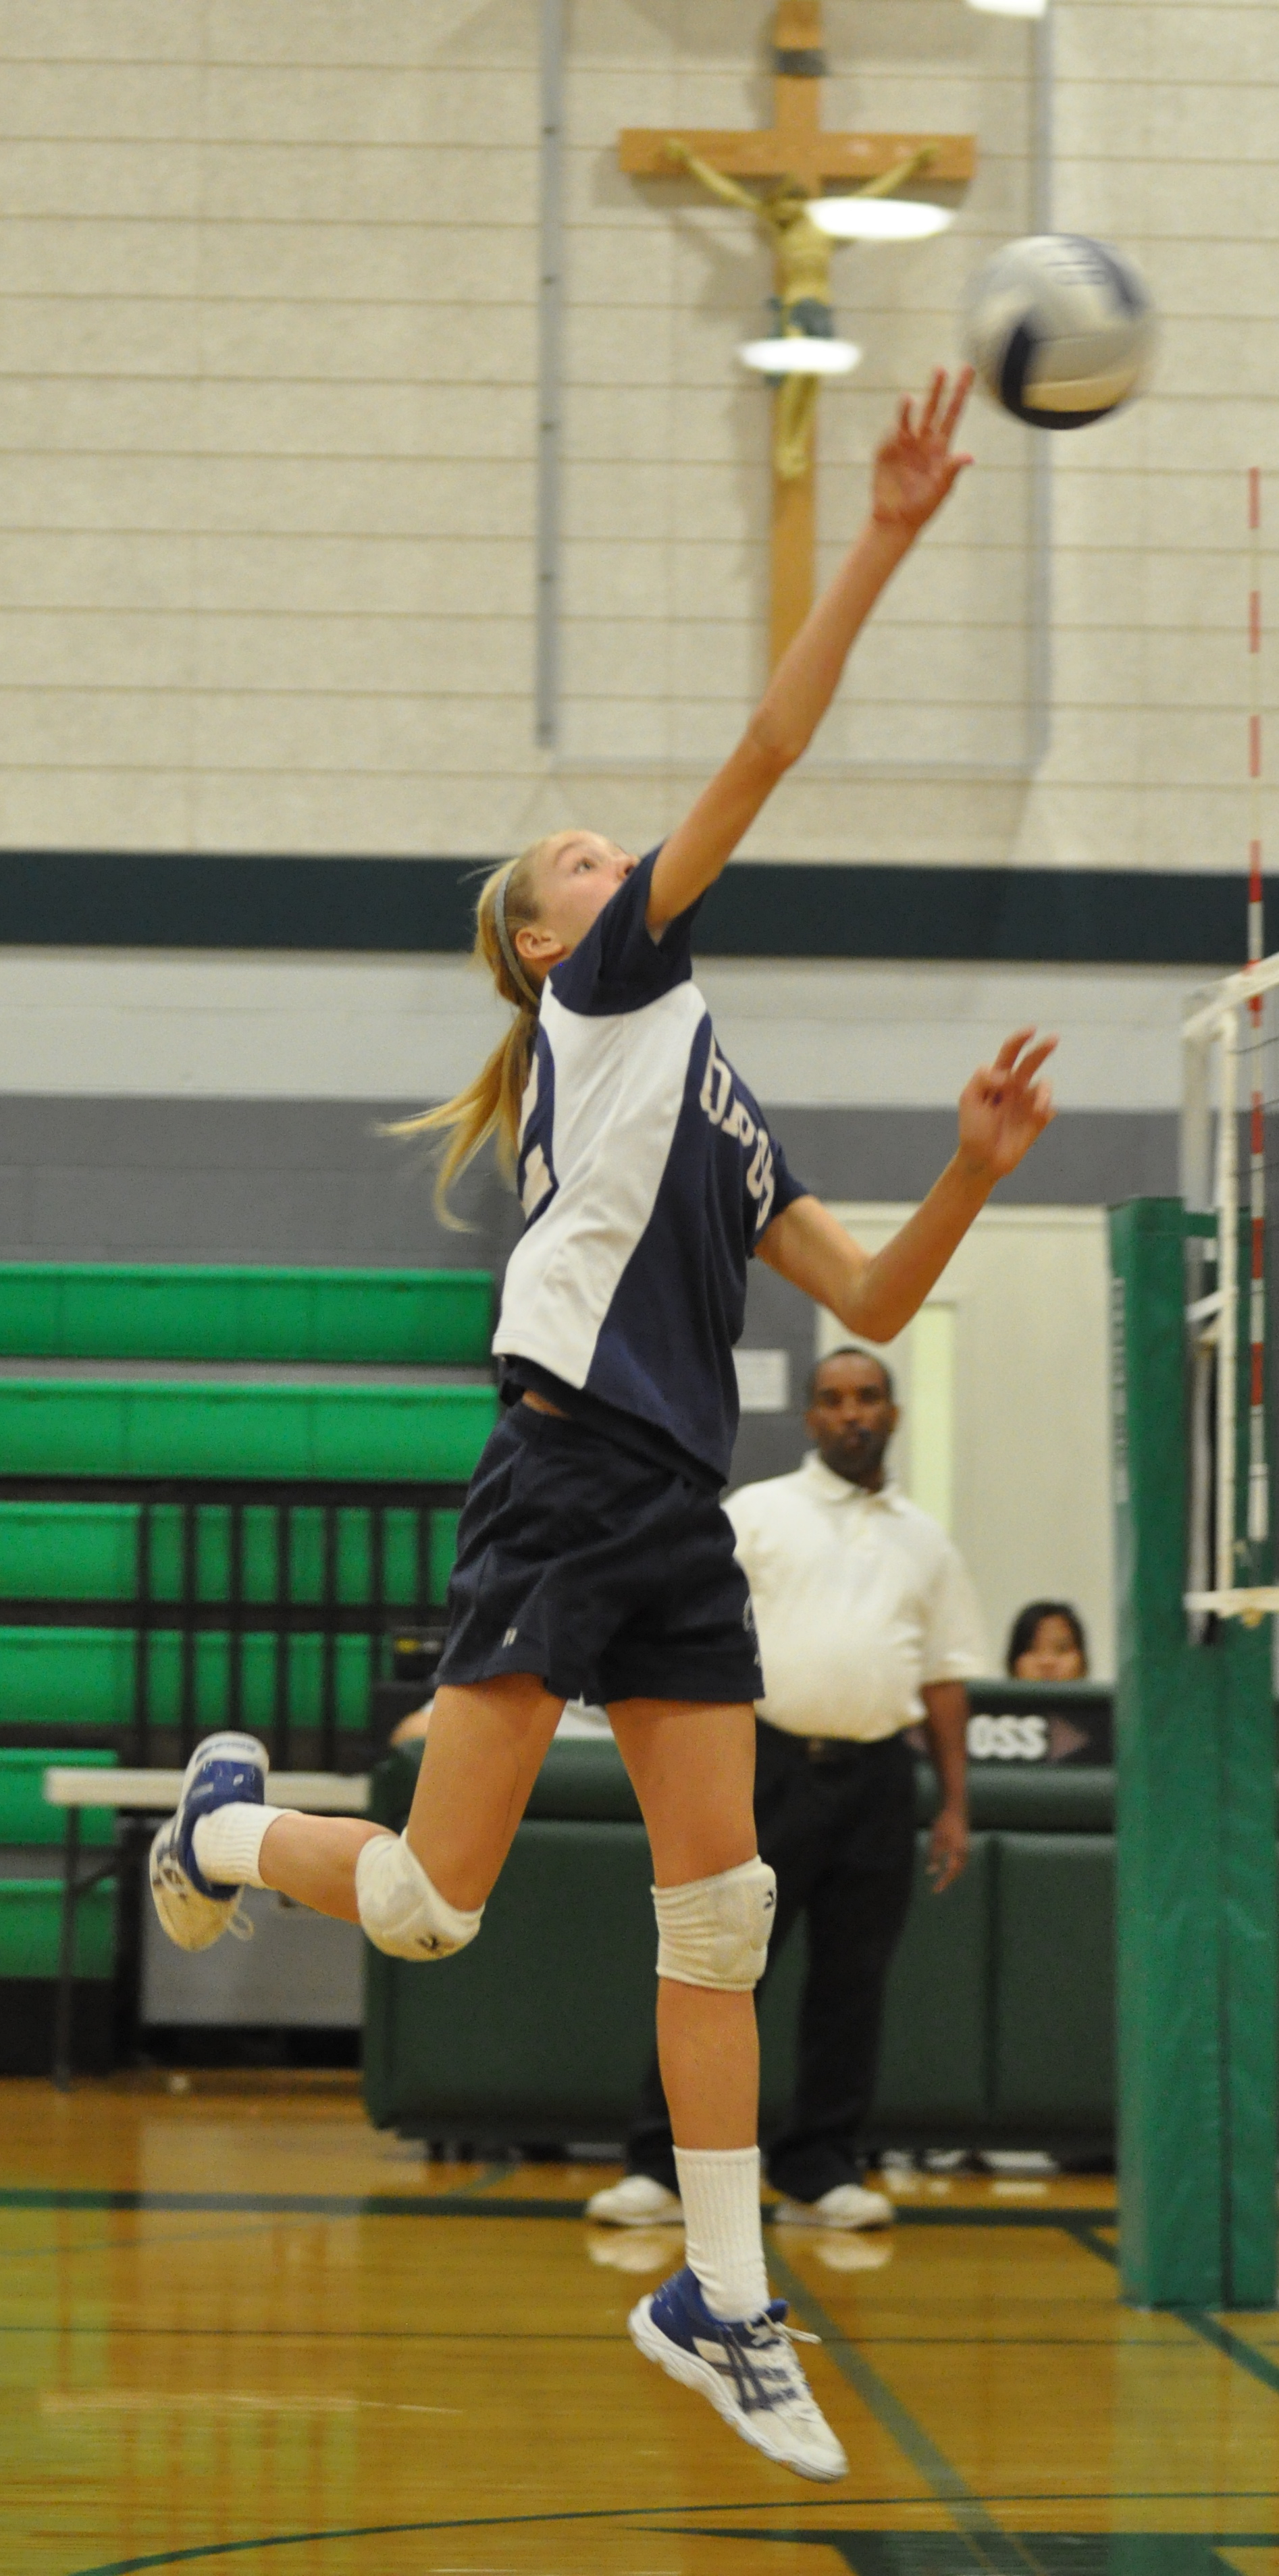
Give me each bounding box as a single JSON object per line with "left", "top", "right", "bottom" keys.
{"left": 355, "top": 1831, "right": 484, "bottom": 1964}
{"left": 652, "top": 1855, "right": 777, "bottom": 1991}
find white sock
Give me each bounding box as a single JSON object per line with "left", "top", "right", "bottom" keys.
{"left": 192, "top": 1802, "right": 290, "bottom": 1890}
{"left": 673, "top": 2145, "right": 768, "bottom": 2321}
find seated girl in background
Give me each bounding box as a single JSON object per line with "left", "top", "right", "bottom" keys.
{"left": 1006, "top": 1600, "right": 1089, "bottom": 1681}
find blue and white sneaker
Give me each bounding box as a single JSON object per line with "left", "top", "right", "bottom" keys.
{"left": 149, "top": 1732, "right": 269, "bottom": 1953}
{"left": 628, "top": 2264, "right": 847, "bottom": 2481}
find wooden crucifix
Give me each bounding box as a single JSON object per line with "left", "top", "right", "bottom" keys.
{"left": 619, "top": 1, "right": 976, "bottom": 668}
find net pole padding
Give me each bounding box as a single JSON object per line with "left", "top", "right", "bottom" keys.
{"left": 1219, "top": 1627, "right": 1279, "bottom": 2307}
{"left": 1110, "top": 1198, "right": 1277, "bottom": 2309}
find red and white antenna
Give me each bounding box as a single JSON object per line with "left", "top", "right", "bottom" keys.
{"left": 1246, "top": 466, "right": 1268, "bottom": 1557}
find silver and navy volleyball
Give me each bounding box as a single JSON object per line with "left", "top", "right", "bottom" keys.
{"left": 962, "top": 234, "right": 1155, "bottom": 429}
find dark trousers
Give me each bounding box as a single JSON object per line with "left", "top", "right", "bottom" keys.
{"left": 625, "top": 1719, "right": 918, "bottom": 2205}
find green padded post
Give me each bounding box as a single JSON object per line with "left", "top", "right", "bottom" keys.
{"left": 1221, "top": 1620, "right": 1279, "bottom": 2303}
{"left": 1110, "top": 1199, "right": 1277, "bottom": 2309}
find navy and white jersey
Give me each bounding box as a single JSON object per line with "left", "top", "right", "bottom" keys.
{"left": 492, "top": 849, "right": 808, "bottom": 1484}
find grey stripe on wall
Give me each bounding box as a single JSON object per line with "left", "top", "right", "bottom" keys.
{"left": 775, "top": 1108, "right": 1178, "bottom": 1208}
{"left": 0, "top": 1098, "right": 1176, "bottom": 1273}
{"left": 0, "top": 1098, "right": 520, "bottom": 1274}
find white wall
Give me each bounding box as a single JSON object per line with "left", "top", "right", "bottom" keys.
{"left": 0, "top": 0, "right": 1269, "bottom": 882}
{"left": 818, "top": 1202, "right": 1114, "bottom": 1675}
{"left": 558, "top": 0, "right": 1037, "bottom": 777}
{"left": 0, "top": 0, "right": 542, "bottom": 858}
{"left": 0, "top": 949, "right": 1202, "bottom": 1101}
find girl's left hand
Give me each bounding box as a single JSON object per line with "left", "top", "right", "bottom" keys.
{"left": 957, "top": 1028, "right": 1057, "bottom": 1179}
{"left": 872, "top": 368, "right": 974, "bottom": 533}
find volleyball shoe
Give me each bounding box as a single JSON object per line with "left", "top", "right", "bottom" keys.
{"left": 149, "top": 1731, "right": 269, "bottom": 1952}
{"left": 773, "top": 2180, "right": 895, "bottom": 2230}
{"left": 585, "top": 2174, "right": 683, "bottom": 2226}
{"left": 628, "top": 2264, "right": 847, "bottom": 2481}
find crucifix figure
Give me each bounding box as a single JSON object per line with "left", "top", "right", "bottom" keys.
{"left": 663, "top": 138, "right": 939, "bottom": 486}
{"left": 619, "top": 0, "right": 976, "bottom": 666}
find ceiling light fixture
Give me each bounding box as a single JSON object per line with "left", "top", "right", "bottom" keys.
{"left": 811, "top": 196, "right": 954, "bottom": 243}
{"left": 739, "top": 338, "right": 862, "bottom": 376}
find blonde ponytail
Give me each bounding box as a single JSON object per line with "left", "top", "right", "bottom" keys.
{"left": 390, "top": 838, "right": 560, "bottom": 1225}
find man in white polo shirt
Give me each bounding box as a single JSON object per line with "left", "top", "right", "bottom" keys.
{"left": 588, "top": 1342, "right": 985, "bottom": 2232}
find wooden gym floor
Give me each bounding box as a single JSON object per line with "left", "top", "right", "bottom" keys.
{"left": 2, "top": 2076, "right": 1278, "bottom": 2576}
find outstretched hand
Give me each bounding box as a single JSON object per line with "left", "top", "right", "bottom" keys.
{"left": 958, "top": 1028, "right": 1056, "bottom": 1181}
{"left": 872, "top": 368, "right": 974, "bottom": 535}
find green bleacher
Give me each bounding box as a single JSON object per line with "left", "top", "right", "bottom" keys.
{"left": 0, "top": 1260, "right": 494, "bottom": 1480}
{"left": 0, "top": 1262, "right": 496, "bottom": 2050}
{"left": 0, "top": 1498, "right": 459, "bottom": 1600}
{"left": 0, "top": 1261, "right": 492, "bottom": 1366}
{"left": 0, "top": 1376, "right": 492, "bottom": 1480}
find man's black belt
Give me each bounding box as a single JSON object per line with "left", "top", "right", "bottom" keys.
{"left": 760, "top": 1722, "right": 894, "bottom": 1767}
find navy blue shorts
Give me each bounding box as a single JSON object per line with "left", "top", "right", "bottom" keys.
{"left": 435, "top": 1403, "right": 763, "bottom": 1708}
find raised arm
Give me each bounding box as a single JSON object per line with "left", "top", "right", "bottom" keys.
{"left": 757, "top": 1030, "right": 1056, "bottom": 1340}
{"left": 664, "top": 137, "right": 762, "bottom": 217}
{"left": 646, "top": 370, "right": 974, "bottom": 934}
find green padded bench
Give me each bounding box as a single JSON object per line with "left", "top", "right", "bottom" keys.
{"left": 0, "top": 1261, "right": 496, "bottom": 1771}
{"left": 362, "top": 1732, "right": 1120, "bottom": 2152}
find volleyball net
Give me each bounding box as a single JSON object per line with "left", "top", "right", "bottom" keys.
{"left": 1182, "top": 946, "right": 1279, "bottom": 1621}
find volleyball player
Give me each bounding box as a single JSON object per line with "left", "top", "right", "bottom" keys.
{"left": 149, "top": 369, "right": 1054, "bottom": 2481}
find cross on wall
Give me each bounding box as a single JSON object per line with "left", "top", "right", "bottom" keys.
{"left": 619, "top": 1, "right": 976, "bottom": 668}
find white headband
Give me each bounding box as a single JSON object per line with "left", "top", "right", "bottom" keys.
{"left": 494, "top": 866, "right": 541, "bottom": 1011}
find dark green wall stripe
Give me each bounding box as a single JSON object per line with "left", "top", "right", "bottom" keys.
{"left": 0, "top": 852, "right": 1255, "bottom": 966}
{"left": 704, "top": 865, "right": 1247, "bottom": 967}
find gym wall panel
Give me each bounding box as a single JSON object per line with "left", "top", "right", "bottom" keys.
{"left": 816, "top": 1205, "right": 1116, "bottom": 1676}
{"left": 0, "top": 1, "right": 1266, "bottom": 873}
{"left": 204, "top": 7, "right": 438, "bottom": 66}
{"left": 0, "top": 1, "right": 545, "bottom": 859}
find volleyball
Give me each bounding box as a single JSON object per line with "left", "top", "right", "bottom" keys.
{"left": 962, "top": 233, "right": 1155, "bottom": 429}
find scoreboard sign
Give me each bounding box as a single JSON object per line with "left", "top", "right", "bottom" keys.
{"left": 907, "top": 1685, "right": 1113, "bottom": 1767}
